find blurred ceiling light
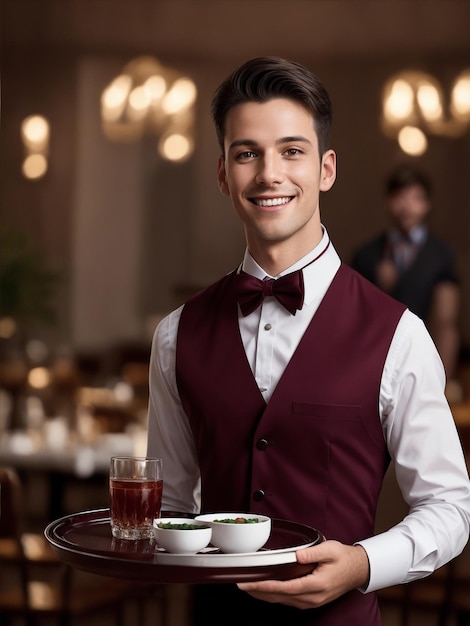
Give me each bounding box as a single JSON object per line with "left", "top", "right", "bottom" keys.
{"left": 161, "top": 78, "right": 197, "bottom": 115}
{"left": 451, "top": 69, "right": 470, "bottom": 119}
{"left": 416, "top": 82, "right": 443, "bottom": 122}
{"left": 21, "top": 114, "right": 50, "bottom": 179}
{"left": 398, "top": 126, "right": 428, "bottom": 157}
{"left": 382, "top": 69, "right": 470, "bottom": 155}
{"left": 101, "top": 56, "right": 197, "bottom": 162}
{"left": 128, "top": 85, "right": 152, "bottom": 114}
{"left": 101, "top": 74, "right": 132, "bottom": 122}
{"left": 383, "top": 79, "right": 414, "bottom": 121}
{"left": 22, "top": 153, "right": 48, "bottom": 179}
{"left": 159, "top": 133, "right": 193, "bottom": 162}
{"left": 21, "top": 115, "right": 50, "bottom": 152}
{"left": 144, "top": 75, "right": 167, "bottom": 102}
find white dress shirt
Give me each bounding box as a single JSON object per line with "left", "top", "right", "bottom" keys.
{"left": 147, "top": 227, "right": 470, "bottom": 593}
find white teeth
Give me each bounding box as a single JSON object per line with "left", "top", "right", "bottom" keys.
{"left": 254, "top": 197, "right": 291, "bottom": 207}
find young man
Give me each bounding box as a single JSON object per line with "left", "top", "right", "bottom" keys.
{"left": 147, "top": 57, "right": 470, "bottom": 625}
{"left": 351, "top": 165, "right": 460, "bottom": 381}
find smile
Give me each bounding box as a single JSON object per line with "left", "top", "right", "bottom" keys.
{"left": 251, "top": 196, "right": 293, "bottom": 207}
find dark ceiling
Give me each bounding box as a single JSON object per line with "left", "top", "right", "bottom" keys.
{"left": 3, "top": 0, "right": 470, "bottom": 63}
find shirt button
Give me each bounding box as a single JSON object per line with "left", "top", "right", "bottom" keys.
{"left": 256, "top": 438, "right": 269, "bottom": 451}
{"left": 264, "top": 323, "right": 272, "bottom": 331}
{"left": 253, "top": 489, "right": 265, "bottom": 502}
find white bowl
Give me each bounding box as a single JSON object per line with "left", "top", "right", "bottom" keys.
{"left": 153, "top": 518, "right": 212, "bottom": 554}
{"left": 194, "top": 513, "right": 271, "bottom": 553}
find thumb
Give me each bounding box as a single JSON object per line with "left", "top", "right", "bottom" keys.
{"left": 296, "top": 539, "right": 342, "bottom": 564}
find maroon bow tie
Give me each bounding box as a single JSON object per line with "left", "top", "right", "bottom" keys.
{"left": 235, "top": 270, "right": 305, "bottom": 316}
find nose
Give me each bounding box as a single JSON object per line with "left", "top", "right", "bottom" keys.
{"left": 255, "top": 153, "right": 284, "bottom": 186}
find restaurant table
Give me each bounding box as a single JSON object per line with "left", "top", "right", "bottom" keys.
{"left": 0, "top": 433, "right": 134, "bottom": 521}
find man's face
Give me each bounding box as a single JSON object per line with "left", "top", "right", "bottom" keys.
{"left": 217, "top": 98, "right": 336, "bottom": 263}
{"left": 385, "top": 184, "right": 430, "bottom": 234}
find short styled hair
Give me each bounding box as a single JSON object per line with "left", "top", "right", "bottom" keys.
{"left": 211, "top": 56, "right": 333, "bottom": 157}
{"left": 385, "top": 165, "right": 432, "bottom": 199}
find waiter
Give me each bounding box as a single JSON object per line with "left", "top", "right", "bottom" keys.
{"left": 147, "top": 56, "right": 470, "bottom": 625}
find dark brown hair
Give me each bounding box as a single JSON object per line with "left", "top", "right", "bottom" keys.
{"left": 385, "top": 164, "right": 432, "bottom": 198}
{"left": 211, "top": 56, "right": 333, "bottom": 157}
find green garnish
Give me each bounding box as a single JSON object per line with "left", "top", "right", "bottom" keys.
{"left": 157, "top": 522, "right": 209, "bottom": 530}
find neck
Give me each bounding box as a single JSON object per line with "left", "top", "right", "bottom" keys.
{"left": 248, "top": 233, "right": 324, "bottom": 276}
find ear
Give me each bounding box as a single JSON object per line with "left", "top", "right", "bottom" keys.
{"left": 319, "top": 149, "right": 337, "bottom": 192}
{"left": 217, "top": 155, "right": 230, "bottom": 196}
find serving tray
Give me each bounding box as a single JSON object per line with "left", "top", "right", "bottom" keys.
{"left": 45, "top": 508, "right": 324, "bottom": 583}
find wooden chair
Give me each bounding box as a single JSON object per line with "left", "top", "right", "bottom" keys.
{"left": 0, "top": 466, "right": 167, "bottom": 626}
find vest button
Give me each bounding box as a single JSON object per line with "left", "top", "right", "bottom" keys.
{"left": 256, "top": 438, "right": 269, "bottom": 450}
{"left": 253, "top": 489, "right": 265, "bottom": 502}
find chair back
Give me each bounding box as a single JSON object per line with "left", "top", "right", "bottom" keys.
{"left": 0, "top": 466, "right": 23, "bottom": 540}
{"left": 0, "top": 466, "right": 29, "bottom": 608}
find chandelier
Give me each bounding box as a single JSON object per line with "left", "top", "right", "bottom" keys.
{"left": 381, "top": 68, "right": 470, "bottom": 156}
{"left": 21, "top": 115, "right": 50, "bottom": 179}
{"left": 101, "top": 56, "right": 197, "bottom": 162}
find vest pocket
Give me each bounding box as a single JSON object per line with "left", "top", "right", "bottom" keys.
{"left": 291, "top": 401, "right": 383, "bottom": 451}
{"left": 292, "top": 402, "right": 362, "bottom": 420}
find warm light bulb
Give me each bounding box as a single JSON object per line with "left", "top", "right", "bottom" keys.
{"left": 451, "top": 72, "right": 470, "bottom": 118}
{"left": 162, "top": 78, "right": 197, "bottom": 114}
{"left": 398, "top": 126, "right": 428, "bottom": 156}
{"left": 159, "top": 133, "right": 193, "bottom": 161}
{"left": 416, "top": 82, "right": 443, "bottom": 121}
{"left": 144, "top": 75, "right": 167, "bottom": 102}
{"left": 384, "top": 79, "right": 414, "bottom": 121}
{"left": 22, "top": 154, "right": 48, "bottom": 179}
{"left": 21, "top": 115, "right": 49, "bottom": 151}
{"left": 101, "top": 74, "right": 132, "bottom": 122}
{"left": 128, "top": 85, "right": 151, "bottom": 112}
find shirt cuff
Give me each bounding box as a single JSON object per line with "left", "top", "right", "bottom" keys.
{"left": 356, "top": 529, "right": 413, "bottom": 593}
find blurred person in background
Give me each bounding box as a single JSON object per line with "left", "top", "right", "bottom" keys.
{"left": 351, "top": 165, "right": 461, "bottom": 385}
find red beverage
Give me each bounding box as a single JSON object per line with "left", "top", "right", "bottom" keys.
{"left": 110, "top": 477, "right": 163, "bottom": 539}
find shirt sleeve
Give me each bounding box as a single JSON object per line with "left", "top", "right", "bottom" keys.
{"left": 358, "top": 310, "right": 470, "bottom": 592}
{"left": 146, "top": 306, "right": 201, "bottom": 514}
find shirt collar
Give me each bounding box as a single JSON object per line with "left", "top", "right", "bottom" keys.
{"left": 240, "top": 225, "right": 341, "bottom": 307}
{"left": 389, "top": 225, "right": 427, "bottom": 246}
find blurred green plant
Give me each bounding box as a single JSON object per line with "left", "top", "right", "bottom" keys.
{"left": 0, "top": 229, "right": 60, "bottom": 325}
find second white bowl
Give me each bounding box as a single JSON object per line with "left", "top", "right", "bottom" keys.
{"left": 194, "top": 513, "right": 271, "bottom": 553}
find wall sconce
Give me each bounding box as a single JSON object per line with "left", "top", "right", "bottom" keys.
{"left": 101, "top": 56, "right": 197, "bottom": 163}
{"left": 21, "top": 115, "right": 50, "bottom": 179}
{"left": 381, "top": 69, "right": 470, "bottom": 156}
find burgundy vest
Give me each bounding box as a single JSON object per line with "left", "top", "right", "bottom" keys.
{"left": 176, "top": 263, "right": 406, "bottom": 625}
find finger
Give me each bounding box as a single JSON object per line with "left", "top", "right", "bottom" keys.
{"left": 296, "top": 539, "right": 341, "bottom": 564}
{"left": 238, "top": 571, "right": 315, "bottom": 594}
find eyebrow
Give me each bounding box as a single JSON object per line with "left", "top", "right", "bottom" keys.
{"left": 227, "top": 136, "right": 313, "bottom": 152}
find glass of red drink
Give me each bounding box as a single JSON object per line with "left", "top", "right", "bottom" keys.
{"left": 109, "top": 456, "right": 163, "bottom": 540}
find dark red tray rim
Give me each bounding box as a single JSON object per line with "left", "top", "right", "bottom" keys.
{"left": 44, "top": 508, "right": 324, "bottom": 583}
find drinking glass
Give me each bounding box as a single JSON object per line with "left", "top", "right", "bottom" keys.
{"left": 109, "top": 456, "right": 163, "bottom": 540}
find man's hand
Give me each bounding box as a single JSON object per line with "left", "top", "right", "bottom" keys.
{"left": 376, "top": 259, "right": 399, "bottom": 293}
{"left": 237, "top": 541, "right": 370, "bottom": 610}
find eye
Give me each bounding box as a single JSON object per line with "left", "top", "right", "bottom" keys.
{"left": 236, "top": 150, "right": 257, "bottom": 161}
{"left": 283, "top": 147, "right": 303, "bottom": 157}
